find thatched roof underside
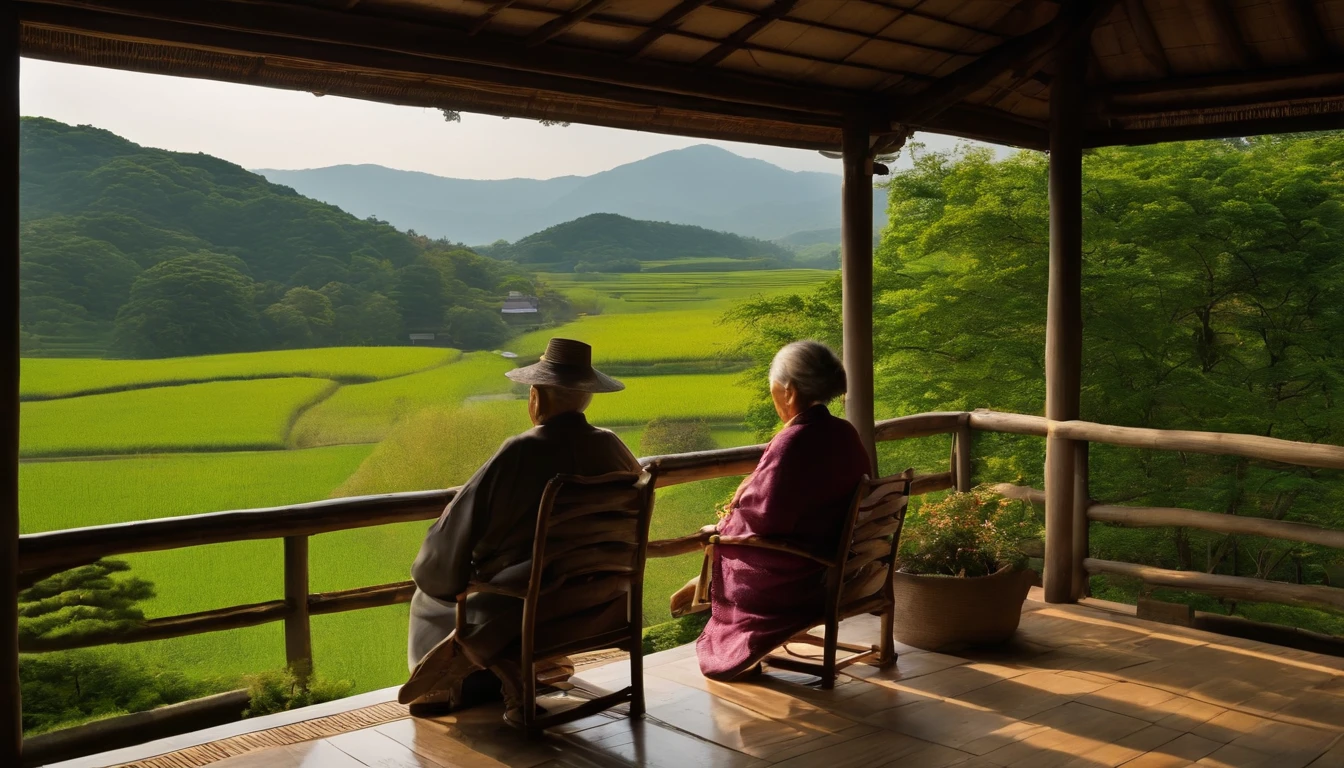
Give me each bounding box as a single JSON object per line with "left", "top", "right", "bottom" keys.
{"left": 17, "top": 1, "right": 1344, "bottom": 151}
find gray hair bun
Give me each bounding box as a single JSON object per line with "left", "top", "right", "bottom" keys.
{"left": 769, "top": 340, "right": 847, "bottom": 404}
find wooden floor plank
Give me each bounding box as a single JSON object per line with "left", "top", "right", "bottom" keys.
{"left": 96, "top": 597, "right": 1344, "bottom": 768}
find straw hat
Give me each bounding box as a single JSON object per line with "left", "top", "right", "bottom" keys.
{"left": 505, "top": 338, "right": 624, "bottom": 393}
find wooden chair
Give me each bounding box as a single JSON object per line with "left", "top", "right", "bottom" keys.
{"left": 697, "top": 470, "right": 914, "bottom": 689}
{"left": 454, "top": 470, "right": 655, "bottom": 736}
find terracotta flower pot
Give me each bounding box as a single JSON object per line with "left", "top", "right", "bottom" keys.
{"left": 891, "top": 565, "right": 1036, "bottom": 652}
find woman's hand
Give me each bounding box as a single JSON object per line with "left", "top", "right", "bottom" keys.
{"left": 699, "top": 523, "right": 719, "bottom": 536}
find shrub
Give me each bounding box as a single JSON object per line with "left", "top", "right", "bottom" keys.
{"left": 242, "top": 669, "right": 353, "bottom": 718}
{"left": 641, "top": 612, "right": 709, "bottom": 655}
{"left": 898, "top": 487, "right": 1039, "bottom": 578}
{"left": 640, "top": 418, "right": 715, "bottom": 456}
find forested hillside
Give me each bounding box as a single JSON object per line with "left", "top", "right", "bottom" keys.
{"left": 734, "top": 135, "right": 1344, "bottom": 633}
{"left": 20, "top": 118, "right": 557, "bottom": 358}
{"left": 483, "top": 213, "right": 797, "bottom": 272}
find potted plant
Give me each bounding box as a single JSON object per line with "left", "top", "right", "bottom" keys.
{"left": 892, "top": 487, "right": 1040, "bottom": 651}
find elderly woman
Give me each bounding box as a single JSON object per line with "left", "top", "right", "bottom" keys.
{"left": 692, "top": 340, "right": 872, "bottom": 681}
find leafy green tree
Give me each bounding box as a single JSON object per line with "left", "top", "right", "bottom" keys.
{"left": 112, "top": 253, "right": 262, "bottom": 358}
{"left": 392, "top": 263, "right": 447, "bottom": 331}
{"left": 730, "top": 135, "right": 1344, "bottom": 612}
{"left": 443, "top": 306, "right": 511, "bottom": 350}
{"left": 263, "top": 287, "right": 335, "bottom": 348}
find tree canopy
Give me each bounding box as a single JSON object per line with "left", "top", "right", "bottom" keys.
{"left": 730, "top": 134, "right": 1344, "bottom": 631}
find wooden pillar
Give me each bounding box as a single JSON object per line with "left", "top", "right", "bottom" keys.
{"left": 2, "top": 8, "right": 21, "bottom": 763}
{"left": 1043, "top": 35, "right": 1086, "bottom": 604}
{"left": 954, "top": 414, "right": 973, "bottom": 492}
{"left": 841, "top": 118, "right": 877, "bottom": 472}
{"left": 283, "top": 536, "right": 312, "bottom": 681}
{"left": 1072, "top": 441, "right": 1091, "bottom": 600}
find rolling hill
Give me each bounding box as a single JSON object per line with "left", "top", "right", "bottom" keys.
{"left": 257, "top": 145, "right": 886, "bottom": 244}
{"left": 486, "top": 213, "right": 796, "bottom": 272}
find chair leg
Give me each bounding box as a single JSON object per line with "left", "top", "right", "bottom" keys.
{"left": 821, "top": 617, "right": 839, "bottom": 690}
{"left": 522, "top": 657, "right": 537, "bottom": 737}
{"left": 879, "top": 604, "right": 897, "bottom": 666}
{"left": 628, "top": 620, "right": 646, "bottom": 718}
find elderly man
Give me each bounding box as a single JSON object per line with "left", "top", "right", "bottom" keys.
{"left": 399, "top": 338, "right": 639, "bottom": 715}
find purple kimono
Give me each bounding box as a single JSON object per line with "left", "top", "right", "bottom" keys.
{"left": 697, "top": 404, "right": 872, "bottom": 680}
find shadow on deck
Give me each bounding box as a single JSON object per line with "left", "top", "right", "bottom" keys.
{"left": 57, "top": 590, "right": 1344, "bottom": 768}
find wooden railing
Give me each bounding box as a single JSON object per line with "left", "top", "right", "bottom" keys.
{"left": 13, "top": 412, "right": 968, "bottom": 660}
{"left": 13, "top": 408, "right": 1344, "bottom": 760}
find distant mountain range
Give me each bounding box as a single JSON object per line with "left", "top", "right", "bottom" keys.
{"left": 256, "top": 145, "right": 884, "bottom": 245}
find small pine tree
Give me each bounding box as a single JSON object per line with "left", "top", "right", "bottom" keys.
{"left": 19, "top": 559, "right": 154, "bottom": 646}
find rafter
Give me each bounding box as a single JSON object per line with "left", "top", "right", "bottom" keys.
{"left": 526, "top": 0, "right": 615, "bottom": 47}
{"left": 1285, "top": 0, "right": 1331, "bottom": 60}
{"left": 469, "top": 0, "right": 518, "bottom": 36}
{"left": 696, "top": 0, "right": 798, "bottom": 68}
{"left": 1124, "top": 0, "right": 1169, "bottom": 76}
{"left": 900, "top": 0, "right": 1118, "bottom": 125}
{"left": 625, "top": 0, "right": 714, "bottom": 59}
{"left": 1206, "top": 0, "right": 1255, "bottom": 70}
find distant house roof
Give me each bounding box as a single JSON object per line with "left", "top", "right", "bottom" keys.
{"left": 502, "top": 292, "right": 540, "bottom": 314}
{"left": 408, "top": 333, "right": 435, "bottom": 341}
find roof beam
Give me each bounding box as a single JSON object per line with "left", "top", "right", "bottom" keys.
{"left": 526, "top": 0, "right": 615, "bottom": 47}
{"left": 469, "top": 0, "right": 518, "bottom": 36}
{"left": 1206, "top": 0, "right": 1256, "bottom": 69}
{"left": 626, "top": 0, "right": 713, "bottom": 59}
{"left": 696, "top": 0, "right": 798, "bottom": 67}
{"left": 1285, "top": 0, "right": 1331, "bottom": 60}
{"left": 898, "top": 0, "right": 1117, "bottom": 125}
{"left": 19, "top": 0, "right": 875, "bottom": 117}
{"left": 1124, "top": 0, "right": 1169, "bottom": 76}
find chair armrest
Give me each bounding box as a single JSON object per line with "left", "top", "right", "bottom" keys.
{"left": 647, "top": 529, "right": 715, "bottom": 558}
{"left": 709, "top": 534, "right": 836, "bottom": 567}
{"left": 455, "top": 582, "right": 528, "bottom": 601}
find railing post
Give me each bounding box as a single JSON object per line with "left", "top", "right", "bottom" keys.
{"left": 283, "top": 536, "right": 313, "bottom": 681}
{"left": 1072, "top": 441, "right": 1090, "bottom": 600}
{"left": 1043, "top": 32, "right": 1087, "bottom": 604}
{"left": 841, "top": 116, "right": 878, "bottom": 473}
{"left": 2, "top": 5, "right": 22, "bottom": 763}
{"left": 954, "top": 414, "right": 973, "bottom": 492}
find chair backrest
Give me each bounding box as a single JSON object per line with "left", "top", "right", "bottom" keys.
{"left": 520, "top": 470, "right": 656, "bottom": 652}
{"left": 832, "top": 470, "right": 914, "bottom": 613}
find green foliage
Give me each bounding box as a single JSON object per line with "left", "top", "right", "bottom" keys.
{"left": 730, "top": 135, "right": 1344, "bottom": 632}
{"left": 242, "top": 669, "right": 353, "bottom": 718}
{"left": 443, "top": 306, "right": 511, "bottom": 350}
{"left": 640, "top": 418, "right": 716, "bottom": 456}
{"left": 20, "top": 378, "right": 335, "bottom": 457}
{"left": 19, "top": 346, "right": 456, "bottom": 399}
{"left": 492, "top": 213, "right": 796, "bottom": 272}
{"left": 20, "top": 651, "right": 224, "bottom": 736}
{"left": 899, "top": 489, "right": 1039, "bottom": 578}
{"left": 19, "top": 560, "right": 153, "bottom": 645}
{"left": 537, "top": 269, "right": 829, "bottom": 315}
{"left": 112, "top": 253, "right": 264, "bottom": 358}
{"left": 641, "top": 612, "right": 709, "bottom": 655}
{"left": 263, "top": 288, "right": 335, "bottom": 349}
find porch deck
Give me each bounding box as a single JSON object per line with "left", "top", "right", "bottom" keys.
{"left": 69, "top": 589, "right": 1344, "bottom": 768}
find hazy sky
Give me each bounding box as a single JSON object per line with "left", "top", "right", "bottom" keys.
{"left": 20, "top": 59, "right": 1006, "bottom": 181}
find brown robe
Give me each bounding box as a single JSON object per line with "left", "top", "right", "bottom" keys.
{"left": 407, "top": 410, "right": 640, "bottom": 669}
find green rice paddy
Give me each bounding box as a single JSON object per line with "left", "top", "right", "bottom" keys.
{"left": 19, "top": 268, "right": 829, "bottom": 708}
{"left": 20, "top": 378, "right": 337, "bottom": 458}
{"left": 21, "top": 347, "right": 458, "bottom": 400}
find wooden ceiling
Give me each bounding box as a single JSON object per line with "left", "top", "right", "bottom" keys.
{"left": 16, "top": 1, "right": 1344, "bottom": 151}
